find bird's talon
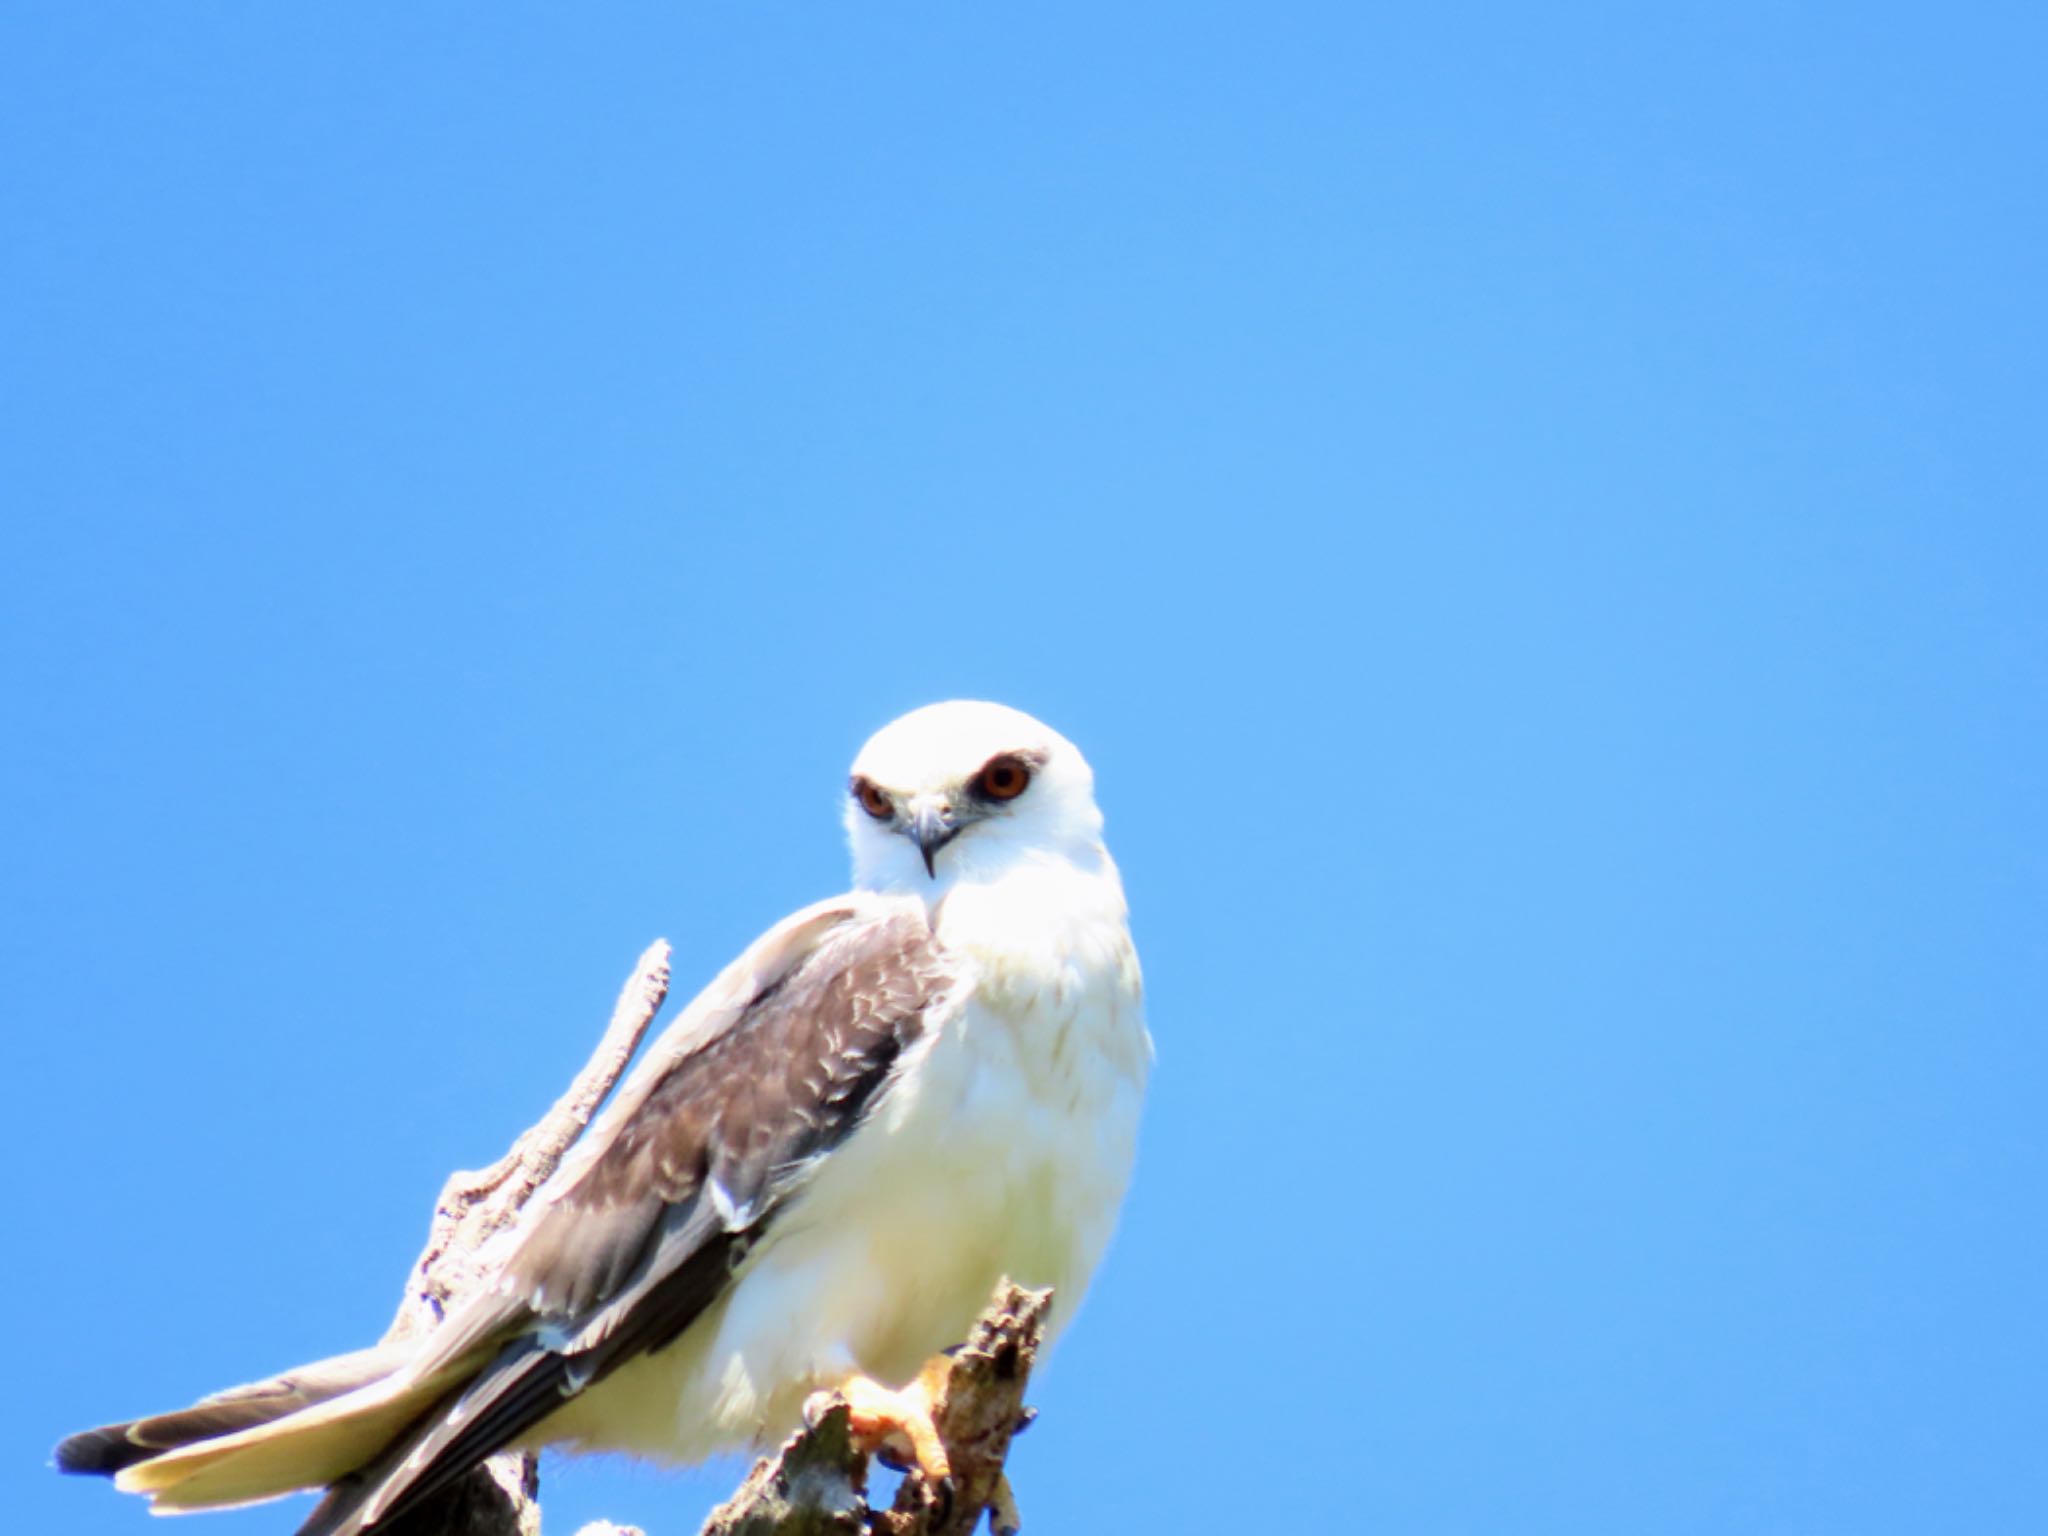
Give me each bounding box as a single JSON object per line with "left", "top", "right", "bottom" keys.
{"left": 1011, "top": 1406, "right": 1037, "bottom": 1437}
{"left": 837, "top": 1366, "right": 952, "bottom": 1485}
{"left": 874, "top": 1444, "right": 912, "bottom": 1474}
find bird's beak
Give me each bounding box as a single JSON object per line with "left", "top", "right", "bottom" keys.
{"left": 909, "top": 801, "right": 960, "bottom": 878}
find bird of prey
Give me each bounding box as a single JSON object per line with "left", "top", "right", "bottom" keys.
{"left": 56, "top": 701, "right": 1150, "bottom": 1535}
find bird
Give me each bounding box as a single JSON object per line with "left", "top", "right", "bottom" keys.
{"left": 54, "top": 700, "right": 1151, "bottom": 1535}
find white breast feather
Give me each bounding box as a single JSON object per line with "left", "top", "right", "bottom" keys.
{"left": 533, "top": 859, "right": 1149, "bottom": 1461}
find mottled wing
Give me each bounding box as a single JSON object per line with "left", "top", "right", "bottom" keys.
{"left": 508, "top": 896, "right": 949, "bottom": 1317}
{"left": 301, "top": 895, "right": 956, "bottom": 1536}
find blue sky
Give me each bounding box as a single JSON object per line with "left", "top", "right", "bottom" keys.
{"left": 4, "top": 4, "right": 2043, "bottom": 1533}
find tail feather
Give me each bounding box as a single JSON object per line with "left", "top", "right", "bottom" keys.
{"left": 53, "top": 1338, "right": 506, "bottom": 1517}
{"left": 300, "top": 1226, "right": 740, "bottom": 1536}
{"left": 54, "top": 1345, "right": 408, "bottom": 1479}
{"left": 111, "top": 1349, "right": 495, "bottom": 1513}
{"left": 123, "top": 1380, "right": 436, "bottom": 1512}
{"left": 296, "top": 1347, "right": 559, "bottom": 1536}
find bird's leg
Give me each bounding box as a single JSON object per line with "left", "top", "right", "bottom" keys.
{"left": 836, "top": 1353, "right": 954, "bottom": 1484}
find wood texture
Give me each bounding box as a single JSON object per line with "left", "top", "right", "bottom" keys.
{"left": 699, "top": 1283, "right": 1050, "bottom": 1536}
{"left": 376, "top": 941, "right": 671, "bottom": 1536}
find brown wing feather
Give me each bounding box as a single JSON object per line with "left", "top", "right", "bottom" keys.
{"left": 298, "top": 900, "right": 955, "bottom": 1536}
{"left": 504, "top": 900, "right": 951, "bottom": 1316}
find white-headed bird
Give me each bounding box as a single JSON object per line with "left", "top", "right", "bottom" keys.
{"left": 57, "top": 701, "right": 1150, "bottom": 1536}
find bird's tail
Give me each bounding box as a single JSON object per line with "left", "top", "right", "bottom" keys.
{"left": 53, "top": 1340, "right": 470, "bottom": 1516}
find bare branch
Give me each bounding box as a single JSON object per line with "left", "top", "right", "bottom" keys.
{"left": 377, "top": 941, "right": 672, "bottom": 1536}
{"left": 701, "top": 1283, "right": 1052, "bottom": 1536}
{"left": 386, "top": 939, "right": 672, "bottom": 1343}
{"left": 694, "top": 1405, "right": 868, "bottom": 1536}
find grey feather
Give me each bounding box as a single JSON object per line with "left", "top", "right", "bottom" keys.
{"left": 292, "top": 901, "right": 954, "bottom": 1536}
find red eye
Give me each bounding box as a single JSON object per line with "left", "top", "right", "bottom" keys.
{"left": 851, "top": 777, "right": 894, "bottom": 820}
{"left": 975, "top": 755, "right": 1032, "bottom": 802}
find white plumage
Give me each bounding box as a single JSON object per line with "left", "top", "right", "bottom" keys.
{"left": 542, "top": 701, "right": 1150, "bottom": 1459}
{"left": 62, "top": 700, "right": 1150, "bottom": 1533}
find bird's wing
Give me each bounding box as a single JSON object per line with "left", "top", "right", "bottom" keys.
{"left": 318, "top": 891, "right": 957, "bottom": 1535}
{"left": 493, "top": 891, "right": 935, "bottom": 1326}
{"left": 123, "top": 893, "right": 957, "bottom": 1535}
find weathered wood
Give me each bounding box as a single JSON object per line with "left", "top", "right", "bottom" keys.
{"left": 386, "top": 939, "right": 673, "bottom": 1344}
{"left": 700, "top": 1284, "right": 1051, "bottom": 1536}
{"left": 378, "top": 941, "right": 672, "bottom": 1536}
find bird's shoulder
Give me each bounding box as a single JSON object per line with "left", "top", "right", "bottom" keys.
{"left": 567, "top": 893, "right": 958, "bottom": 1209}
{"left": 477, "top": 891, "right": 958, "bottom": 1319}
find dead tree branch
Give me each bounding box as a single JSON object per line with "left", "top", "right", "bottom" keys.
{"left": 385, "top": 939, "right": 673, "bottom": 1345}
{"left": 697, "top": 1283, "right": 1050, "bottom": 1536}
{"left": 379, "top": 941, "right": 672, "bottom": 1536}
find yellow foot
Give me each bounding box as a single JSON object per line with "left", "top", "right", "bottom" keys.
{"left": 836, "top": 1354, "right": 953, "bottom": 1485}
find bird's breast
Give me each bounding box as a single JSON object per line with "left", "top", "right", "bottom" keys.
{"left": 761, "top": 875, "right": 1145, "bottom": 1375}
{"left": 884, "top": 868, "right": 1151, "bottom": 1318}
{"left": 566, "top": 870, "right": 1149, "bottom": 1462}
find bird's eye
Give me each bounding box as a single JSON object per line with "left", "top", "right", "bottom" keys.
{"left": 850, "top": 777, "right": 895, "bottom": 820}
{"left": 973, "top": 755, "right": 1033, "bottom": 802}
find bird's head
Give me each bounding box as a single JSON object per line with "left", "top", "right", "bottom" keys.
{"left": 845, "top": 701, "right": 1107, "bottom": 894}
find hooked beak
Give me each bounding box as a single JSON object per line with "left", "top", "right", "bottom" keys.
{"left": 909, "top": 801, "right": 961, "bottom": 878}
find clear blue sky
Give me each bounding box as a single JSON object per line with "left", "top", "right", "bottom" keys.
{"left": 5, "top": 5, "right": 2043, "bottom": 1533}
